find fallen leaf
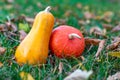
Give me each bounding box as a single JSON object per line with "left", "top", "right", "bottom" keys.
{"left": 78, "top": 20, "right": 86, "bottom": 25}
{"left": 6, "top": 0, "right": 14, "bottom": 3}
{"left": 0, "top": 62, "right": 3, "bottom": 67}
{"left": 112, "top": 37, "right": 120, "bottom": 43}
{"left": 25, "top": 17, "right": 34, "bottom": 24}
{"left": 64, "top": 69, "right": 93, "bottom": 80}
{"left": 102, "top": 24, "right": 113, "bottom": 30}
{"left": 102, "top": 11, "right": 114, "bottom": 23}
{"left": 19, "top": 23, "right": 30, "bottom": 33}
{"left": 0, "top": 24, "right": 6, "bottom": 32}
{"left": 55, "top": 18, "right": 66, "bottom": 25}
{"left": 64, "top": 10, "right": 72, "bottom": 17}
{"left": 20, "top": 72, "right": 35, "bottom": 80}
{"left": 108, "top": 52, "right": 120, "bottom": 58}
{"left": 0, "top": 47, "right": 6, "bottom": 55}
{"left": 85, "top": 37, "right": 101, "bottom": 45}
{"left": 90, "top": 27, "right": 107, "bottom": 38}
{"left": 90, "top": 27, "right": 102, "bottom": 34}
{"left": 107, "top": 72, "right": 120, "bottom": 80}
{"left": 37, "top": 2, "right": 42, "bottom": 8}
{"left": 102, "top": 11, "right": 114, "bottom": 18}
{"left": 19, "top": 30, "right": 27, "bottom": 41}
{"left": 58, "top": 62, "right": 63, "bottom": 74}
{"left": 106, "top": 41, "right": 120, "bottom": 50}
{"left": 5, "top": 22, "right": 17, "bottom": 32}
{"left": 111, "top": 24, "right": 120, "bottom": 32}
{"left": 95, "top": 40, "right": 105, "bottom": 57}
{"left": 80, "top": 56, "right": 85, "bottom": 61}
{"left": 84, "top": 11, "right": 95, "bottom": 19}
{"left": 76, "top": 3, "right": 82, "bottom": 9}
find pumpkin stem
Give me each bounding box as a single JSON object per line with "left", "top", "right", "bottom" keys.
{"left": 45, "top": 6, "right": 51, "bottom": 12}
{"left": 69, "top": 33, "right": 81, "bottom": 39}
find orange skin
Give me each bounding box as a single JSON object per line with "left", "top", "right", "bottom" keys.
{"left": 49, "top": 25, "right": 85, "bottom": 58}
{"left": 15, "top": 7, "right": 54, "bottom": 65}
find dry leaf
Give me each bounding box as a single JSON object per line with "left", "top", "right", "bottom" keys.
{"left": 5, "top": 22, "right": 17, "bottom": 32}
{"left": 0, "top": 62, "right": 3, "bottom": 67}
{"left": 90, "top": 27, "right": 102, "bottom": 34}
{"left": 106, "top": 41, "right": 120, "bottom": 50}
{"left": 20, "top": 72, "right": 34, "bottom": 80}
{"left": 108, "top": 52, "right": 120, "bottom": 58}
{"left": 95, "top": 40, "right": 105, "bottom": 57}
{"left": 25, "top": 17, "right": 34, "bottom": 24}
{"left": 111, "top": 24, "right": 120, "bottom": 32}
{"left": 102, "top": 11, "right": 114, "bottom": 18}
{"left": 64, "top": 69, "right": 93, "bottom": 80}
{"left": 102, "top": 11, "right": 114, "bottom": 22}
{"left": 37, "top": 2, "right": 42, "bottom": 8}
{"left": 90, "top": 27, "right": 107, "bottom": 38}
{"left": 0, "top": 47, "right": 6, "bottom": 55}
{"left": 58, "top": 62, "right": 63, "bottom": 74}
{"left": 7, "top": 0, "right": 14, "bottom": 3}
{"left": 0, "top": 24, "right": 6, "bottom": 32}
{"left": 112, "top": 37, "right": 120, "bottom": 43}
{"left": 19, "top": 30, "right": 27, "bottom": 41}
{"left": 102, "top": 24, "right": 113, "bottom": 30}
{"left": 107, "top": 72, "right": 120, "bottom": 80}
{"left": 84, "top": 11, "right": 94, "bottom": 19}
{"left": 78, "top": 20, "right": 86, "bottom": 25}
{"left": 76, "top": 3, "right": 82, "bottom": 9}
{"left": 12, "top": 15, "right": 34, "bottom": 24}
{"left": 55, "top": 18, "right": 66, "bottom": 25}
{"left": 80, "top": 56, "right": 85, "bottom": 61}
{"left": 85, "top": 37, "right": 101, "bottom": 45}
{"left": 64, "top": 10, "right": 72, "bottom": 17}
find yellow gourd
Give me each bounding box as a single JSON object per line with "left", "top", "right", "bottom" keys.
{"left": 15, "top": 6, "right": 54, "bottom": 65}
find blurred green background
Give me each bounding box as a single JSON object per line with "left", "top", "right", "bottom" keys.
{"left": 0, "top": 0, "right": 120, "bottom": 80}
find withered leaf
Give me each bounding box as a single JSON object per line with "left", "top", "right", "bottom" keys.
{"left": 84, "top": 11, "right": 95, "bottom": 19}
{"left": 0, "top": 47, "right": 6, "bottom": 55}
{"left": 85, "top": 37, "right": 101, "bottom": 45}
{"left": 106, "top": 41, "right": 120, "bottom": 50}
{"left": 0, "top": 24, "right": 6, "bottom": 32}
{"left": 108, "top": 52, "right": 120, "bottom": 58}
{"left": 90, "top": 27, "right": 102, "bottom": 34}
{"left": 55, "top": 18, "right": 66, "bottom": 25}
{"left": 64, "top": 69, "right": 93, "bottom": 80}
{"left": 90, "top": 27, "right": 107, "bottom": 38}
{"left": 64, "top": 10, "right": 72, "bottom": 17}
{"left": 107, "top": 72, "right": 120, "bottom": 80}
{"left": 112, "top": 37, "right": 120, "bottom": 43}
{"left": 25, "top": 17, "right": 34, "bottom": 24}
{"left": 19, "top": 30, "right": 27, "bottom": 41}
{"left": 58, "top": 62, "right": 63, "bottom": 74}
{"left": 95, "top": 40, "right": 105, "bottom": 57}
{"left": 78, "top": 20, "right": 86, "bottom": 25}
{"left": 20, "top": 72, "right": 35, "bottom": 80}
{"left": 0, "top": 62, "right": 3, "bottom": 67}
{"left": 7, "top": 0, "right": 14, "bottom": 3}
{"left": 76, "top": 3, "right": 82, "bottom": 9}
{"left": 111, "top": 24, "right": 120, "bottom": 32}
{"left": 5, "top": 22, "right": 17, "bottom": 32}
{"left": 102, "top": 24, "right": 113, "bottom": 30}
{"left": 102, "top": 11, "right": 114, "bottom": 23}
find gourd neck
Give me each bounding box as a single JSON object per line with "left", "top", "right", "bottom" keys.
{"left": 44, "top": 6, "right": 51, "bottom": 12}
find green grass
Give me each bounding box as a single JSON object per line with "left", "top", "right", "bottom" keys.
{"left": 0, "top": 0, "right": 120, "bottom": 80}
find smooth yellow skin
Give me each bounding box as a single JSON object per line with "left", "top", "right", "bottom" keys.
{"left": 15, "top": 7, "right": 54, "bottom": 65}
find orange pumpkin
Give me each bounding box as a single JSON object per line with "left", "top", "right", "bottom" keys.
{"left": 49, "top": 25, "right": 85, "bottom": 58}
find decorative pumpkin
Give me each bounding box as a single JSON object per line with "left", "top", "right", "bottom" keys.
{"left": 49, "top": 25, "right": 85, "bottom": 58}
{"left": 15, "top": 6, "right": 54, "bottom": 65}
